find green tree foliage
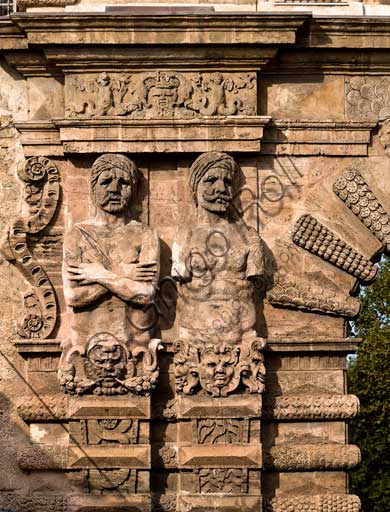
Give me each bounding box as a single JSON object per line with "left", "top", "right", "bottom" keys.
{"left": 348, "top": 255, "right": 390, "bottom": 511}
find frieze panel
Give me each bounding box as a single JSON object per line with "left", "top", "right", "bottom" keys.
{"left": 292, "top": 214, "right": 377, "bottom": 283}
{"left": 0, "top": 156, "right": 60, "bottom": 338}
{"left": 65, "top": 71, "right": 256, "bottom": 119}
{"left": 334, "top": 167, "right": 390, "bottom": 252}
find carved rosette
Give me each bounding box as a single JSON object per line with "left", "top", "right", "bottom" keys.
{"left": 292, "top": 214, "right": 377, "bottom": 283}
{"left": 266, "top": 494, "right": 361, "bottom": 512}
{"left": 334, "top": 167, "right": 390, "bottom": 252}
{"left": 59, "top": 333, "right": 162, "bottom": 396}
{"left": 173, "top": 337, "right": 266, "bottom": 397}
{"left": 0, "top": 156, "right": 60, "bottom": 338}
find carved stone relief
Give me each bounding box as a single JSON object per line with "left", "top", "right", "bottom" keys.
{"left": 195, "top": 468, "right": 248, "bottom": 494}
{"left": 346, "top": 76, "right": 390, "bottom": 121}
{"left": 194, "top": 418, "right": 247, "bottom": 444}
{"left": 0, "top": 156, "right": 60, "bottom": 338}
{"left": 266, "top": 494, "right": 361, "bottom": 512}
{"left": 58, "top": 153, "right": 162, "bottom": 395}
{"left": 65, "top": 72, "right": 256, "bottom": 119}
{"left": 334, "top": 167, "right": 390, "bottom": 252}
{"left": 263, "top": 394, "right": 360, "bottom": 421}
{"left": 267, "top": 273, "right": 361, "bottom": 317}
{"left": 172, "top": 152, "right": 266, "bottom": 392}
{"left": 265, "top": 444, "right": 360, "bottom": 471}
{"left": 292, "top": 214, "right": 377, "bottom": 283}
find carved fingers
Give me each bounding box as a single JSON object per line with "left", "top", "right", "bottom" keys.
{"left": 123, "top": 261, "right": 158, "bottom": 282}
{"left": 67, "top": 262, "right": 109, "bottom": 285}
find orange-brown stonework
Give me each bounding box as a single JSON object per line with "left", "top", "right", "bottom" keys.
{"left": 1, "top": 7, "right": 389, "bottom": 512}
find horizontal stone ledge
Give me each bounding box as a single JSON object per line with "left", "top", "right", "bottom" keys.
{"left": 264, "top": 443, "right": 360, "bottom": 471}
{"left": 263, "top": 394, "right": 359, "bottom": 421}
{"left": 68, "top": 444, "right": 150, "bottom": 469}
{"left": 68, "top": 395, "right": 151, "bottom": 419}
{"left": 68, "top": 494, "right": 150, "bottom": 512}
{"left": 266, "top": 494, "right": 361, "bottom": 512}
{"left": 11, "top": 13, "right": 309, "bottom": 46}
{"left": 177, "top": 395, "right": 262, "bottom": 419}
{"left": 17, "top": 444, "right": 151, "bottom": 470}
{"left": 178, "top": 443, "right": 262, "bottom": 468}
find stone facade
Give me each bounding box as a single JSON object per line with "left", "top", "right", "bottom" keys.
{"left": 0, "top": 4, "right": 389, "bottom": 511}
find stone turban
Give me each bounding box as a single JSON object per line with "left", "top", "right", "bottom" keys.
{"left": 91, "top": 153, "right": 139, "bottom": 191}
{"left": 189, "top": 151, "right": 239, "bottom": 205}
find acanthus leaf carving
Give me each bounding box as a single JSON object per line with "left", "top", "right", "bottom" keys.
{"left": 0, "top": 156, "right": 60, "bottom": 339}
{"left": 65, "top": 71, "right": 256, "bottom": 119}
{"left": 292, "top": 214, "right": 377, "bottom": 283}
{"left": 334, "top": 167, "right": 390, "bottom": 253}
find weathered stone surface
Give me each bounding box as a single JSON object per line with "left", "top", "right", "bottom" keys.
{"left": 1, "top": 8, "right": 388, "bottom": 511}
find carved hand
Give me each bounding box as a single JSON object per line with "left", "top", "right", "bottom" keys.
{"left": 67, "top": 262, "right": 110, "bottom": 285}
{"left": 122, "top": 261, "right": 158, "bottom": 282}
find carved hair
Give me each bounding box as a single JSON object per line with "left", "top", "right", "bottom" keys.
{"left": 91, "top": 153, "right": 139, "bottom": 193}
{"left": 189, "top": 151, "right": 239, "bottom": 205}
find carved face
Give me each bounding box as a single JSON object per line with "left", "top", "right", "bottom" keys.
{"left": 93, "top": 168, "right": 133, "bottom": 214}
{"left": 201, "top": 350, "right": 235, "bottom": 389}
{"left": 87, "top": 337, "right": 127, "bottom": 381}
{"left": 197, "top": 164, "right": 234, "bottom": 214}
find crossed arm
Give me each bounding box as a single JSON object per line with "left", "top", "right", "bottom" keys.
{"left": 63, "top": 228, "right": 159, "bottom": 309}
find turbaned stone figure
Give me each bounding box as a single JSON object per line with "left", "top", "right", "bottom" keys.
{"left": 172, "top": 151, "right": 266, "bottom": 397}
{"left": 59, "top": 153, "right": 161, "bottom": 395}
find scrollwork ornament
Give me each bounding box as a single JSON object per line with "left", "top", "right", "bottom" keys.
{"left": 0, "top": 157, "right": 60, "bottom": 338}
